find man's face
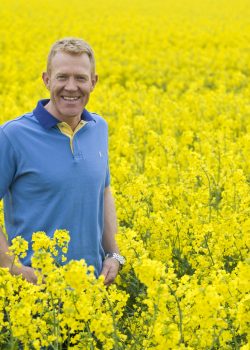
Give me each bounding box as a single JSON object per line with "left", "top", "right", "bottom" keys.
{"left": 42, "top": 52, "right": 97, "bottom": 122}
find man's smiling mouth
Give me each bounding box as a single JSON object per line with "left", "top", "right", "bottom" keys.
{"left": 62, "top": 96, "right": 80, "bottom": 101}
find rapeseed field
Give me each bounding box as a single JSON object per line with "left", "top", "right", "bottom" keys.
{"left": 0, "top": 0, "right": 249, "bottom": 348}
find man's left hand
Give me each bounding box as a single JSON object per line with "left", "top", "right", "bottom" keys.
{"left": 101, "top": 257, "right": 120, "bottom": 286}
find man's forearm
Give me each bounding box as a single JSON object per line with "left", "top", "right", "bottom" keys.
{"left": 0, "top": 225, "right": 14, "bottom": 269}
{"left": 102, "top": 186, "right": 119, "bottom": 254}
{"left": 101, "top": 186, "right": 121, "bottom": 285}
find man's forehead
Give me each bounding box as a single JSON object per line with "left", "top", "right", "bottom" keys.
{"left": 50, "top": 52, "right": 92, "bottom": 73}
{"left": 51, "top": 51, "right": 90, "bottom": 64}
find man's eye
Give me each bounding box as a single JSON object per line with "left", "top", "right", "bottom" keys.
{"left": 57, "top": 76, "right": 67, "bottom": 80}
{"left": 77, "top": 77, "right": 88, "bottom": 81}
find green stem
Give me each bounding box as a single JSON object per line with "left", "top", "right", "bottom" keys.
{"left": 103, "top": 289, "right": 122, "bottom": 350}
{"left": 86, "top": 324, "right": 95, "bottom": 350}
{"left": 168, "top": 285, "right": 184, "bottom": 345}
{"left": 144, "top": 292, "right": 160, "bottom": 348}
{"left": 50, "top": 292, "right": 59, "bottom": 350}
{"left": 202, "top": 167, "right": 212, "bottom": 222}
{"left": 3, "top": 285, "right": 15, "bottom": 350}
{"left": 204, "top": 233, "right": 215, "bottom": 266}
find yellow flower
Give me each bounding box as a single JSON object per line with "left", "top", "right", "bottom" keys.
{"left": 1, "top": 0, "right": 250, "bottom": 347}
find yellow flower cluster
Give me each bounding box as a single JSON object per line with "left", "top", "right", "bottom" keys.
{"left": 0, "top": 0, "right": 250, "bottom": 348}
{"left": 0, "top": 231, "right": 128, "bottom": 349}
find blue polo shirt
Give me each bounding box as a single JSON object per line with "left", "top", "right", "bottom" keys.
{"left": 0, "top": 99, "right": 110, "bottom": 276}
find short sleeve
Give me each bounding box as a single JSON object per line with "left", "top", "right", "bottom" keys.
{"left": 0, "top": 128, "right": 17, "bottom": 199}
{"left": 105, "top": 158, "right": 110, "bottom": 187}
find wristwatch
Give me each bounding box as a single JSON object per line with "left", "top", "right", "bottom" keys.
{"left": 105, "top": 252, "right": 126, "bottom": 267}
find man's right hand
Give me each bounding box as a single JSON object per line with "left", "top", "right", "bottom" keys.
{"left": 11, "top": 265, "right": 38, "bottom": 285}
{"left": 0, "top": 226, "right": 37, "bottom": 285}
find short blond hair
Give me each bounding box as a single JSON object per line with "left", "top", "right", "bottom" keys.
{"left": 47, "top": 37, "right": 96, "bottom": 76}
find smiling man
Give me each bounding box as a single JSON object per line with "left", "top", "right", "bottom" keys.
{"left": 0, "top": 38, "right": 125, "bottom": 285}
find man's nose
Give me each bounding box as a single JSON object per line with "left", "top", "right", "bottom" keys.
{"left": 64, "top": 77, "right": 78, "bottom": 91}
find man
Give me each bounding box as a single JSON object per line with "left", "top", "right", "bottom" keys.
{"left": 0, "top": 38, "right": 125, "bottom": 285}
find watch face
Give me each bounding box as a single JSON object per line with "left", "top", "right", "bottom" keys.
{"left": 107, "top": 253, "right": 125, "bottom": 265}
{"left": 118, "top": 256, "right": 125, "bottom": 265}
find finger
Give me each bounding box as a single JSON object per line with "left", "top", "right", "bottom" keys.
{"left": 104, "top": 266, "right": 118, "bottom": 286}
{"left": 26, "top": 272, "right": 37, "bottom": 285}
{"left": 100, "top": 264, "right": 110, "bottom": 279}
{"left": 104, "top": 271, "right": 116, "bottom": 286}
{"left": 23, "top": 267, "right": 38, "bottom": 284}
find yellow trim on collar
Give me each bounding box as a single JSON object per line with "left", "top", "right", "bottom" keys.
{"left": 57, "top": 120, "right": 87, "bottom": 152}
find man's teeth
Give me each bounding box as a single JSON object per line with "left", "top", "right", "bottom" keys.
{"left": 62, "top": 97, "right": 79, "bottom": 100}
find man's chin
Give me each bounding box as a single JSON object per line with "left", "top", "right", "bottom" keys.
{"left": 60, "top": 109, "right": 83, "bottom": 119}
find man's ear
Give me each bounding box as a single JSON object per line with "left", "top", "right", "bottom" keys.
{"left": 91, "top": 74, "right": 98, "bottom": 91}
{"left": 42, "top": 72, "right": 50, "bottom": 90}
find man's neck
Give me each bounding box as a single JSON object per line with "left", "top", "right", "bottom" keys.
{"left": 44, "top": 101, "right": 81, "bottom": 131}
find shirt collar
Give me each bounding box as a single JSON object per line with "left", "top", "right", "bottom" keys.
{"left": 33, "top": 99, "right": 95, "bottom": 129}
